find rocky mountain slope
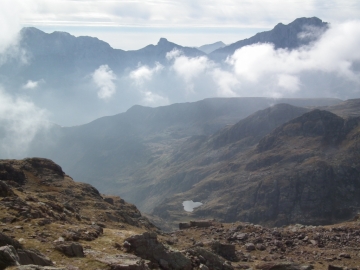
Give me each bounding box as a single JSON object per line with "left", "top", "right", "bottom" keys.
{"left": 1, "top": 158, "right": 360, "bottom": 270}
{"left": 210, "top": 17, "right": 328, "bottom": 61}
{"left": 25, "top": 98, "right": 341, "bottom": 212}
{"left": 151, "top": 102, "right": 360, "bottom": 230}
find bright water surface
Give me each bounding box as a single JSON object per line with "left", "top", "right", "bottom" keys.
{"left": 182, "top": 200, "right": 203, "bottom": 212}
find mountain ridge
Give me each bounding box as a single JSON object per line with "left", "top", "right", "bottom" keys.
{"left": 210, "top": 17, "right": 328, "bottom": 61}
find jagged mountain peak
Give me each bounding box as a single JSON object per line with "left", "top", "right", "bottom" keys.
{"left": 157, "top": 37, "right": 169, "bottom": 45}
{"left": 210, "top": 16, "right": 328, "bottom": 60}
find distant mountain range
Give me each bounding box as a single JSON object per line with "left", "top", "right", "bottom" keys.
{"left": 0, "top": 17, "right": 332, "bottom": 125}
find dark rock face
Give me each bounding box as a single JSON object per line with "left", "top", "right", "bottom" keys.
{"left": 0, "top": 163, "right": 26, "bottom": 185}
{"left": 0, "top": 245, "right": 20, "bottom": 269}
{"left": 22, "top": 158, "right": 65, "bottom": 178}
{"left": 211, "top": 241, "right": 237, "bottom": 261}
{"left": 124, "top": 232, "right": 192, "bottom": 270}
{"left": 0, "top": 232, "right": 23, "bottom": 249}
{"left": 54, "top": 242, "right": 84, "bottom": 257}
{"left": 0, "top": 181, "right": 15, "bottom": 197}
{"left": 17, "top": 249, "right": 53, "bottom": 266}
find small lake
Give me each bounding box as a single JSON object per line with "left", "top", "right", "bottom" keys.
{"left": 182, "top": 200, "right": 203, "bottom": 212}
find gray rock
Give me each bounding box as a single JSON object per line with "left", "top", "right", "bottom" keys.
{"left": 199, "top": 264, "right": 209, "bottom": 270}
{"left": 0, "top": 181, "right": 15, "bottom": 197}
{"left": 187, "top": 247, "right": 233, "bottom": 270}
{"left": 54, "top": 242, "right": 84, "bottom": 257}
{"left": 17, "top": 249, "right": 53, "bottom": 266}
{"left": 211, "top": 241, "right": 237, "bottom": 261}
{"left": 0, "top": 245, "right": 20, "bottom": 269}
{"left": 245, "top": 243, "right": 256, "bottom": 251}
{"left": 124, "top": 232, "right": 191, "bottom": 270}
{"left": 256, "top": 244, "right": 266, "bottom": 251}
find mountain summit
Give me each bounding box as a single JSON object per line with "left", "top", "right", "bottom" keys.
{"left": 210, "top": 17, "right": 328, "bottom": 61}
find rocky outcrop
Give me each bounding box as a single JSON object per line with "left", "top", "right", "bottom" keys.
{"left": 0, "top": 181, "right": 15, "bottom": 197}
{"left": 0, "top": 245, "right": 20, "bottom": 269}
{"left": 124, "top": 232, "right": 191, "bottom": 270}
{"left": 187, "top": 247, "right": 233, "bottom": 270}
{"left": 211, "top": 241, "right": 237, "bottom": 261}
{"left": 0, "top": 158, "right": 155, "bottom": 229}
{"left": 54, "top": 242, "right": 84, "bottom": 257}
{"left": 0, "top": 233, "right": 23, "bottom": 249}
{"left": 17, "top": 249, "right": 53, "bottom": 266}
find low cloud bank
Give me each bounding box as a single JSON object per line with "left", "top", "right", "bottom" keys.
{"left": 0, "top": 87, "right": 49, "bottom": 158}
{"left": 125, "top": 20, "right": 360, "bottom": 102}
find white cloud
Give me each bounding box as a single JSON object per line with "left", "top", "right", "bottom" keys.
{"left": 168, "top": 49, "right": 214, "bottom": 82}
{"left": 92, "top": 65, "right": 117, "bottom": 100}
{"left": 129, "top": 62, "right": 163, "bottom": 85}
{"left": 223, "top": 20, "right": 360, "bottom": 97}
{"left": 22, "top": 79, "right": 44, "bottom": 89}
{"left": 277, "top": 74, "right": 300, "bottom": 93}
{"left": 0, "top": 0, "right": 21, "bottom": 54}
{"left": 166, "top": 49, "right": 182, "bottom": 60}
{"left": 211, "top": 68, "right": 239, "bottom": 97}
{"left": 0, "top": 87, "right": 49, "bottom": 158}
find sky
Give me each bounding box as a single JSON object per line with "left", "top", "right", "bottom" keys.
{"left": 3, "top": 0, "right": 360, "bottom": 50}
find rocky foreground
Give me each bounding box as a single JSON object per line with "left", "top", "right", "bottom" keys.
{"left": 0, "top": 158, "right": 360, "bottom": 270}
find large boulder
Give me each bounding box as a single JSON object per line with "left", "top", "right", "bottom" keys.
{"left": 0, "top": 181, "right": 15, "bottom": 197}
{"left": 124, "top": 232, "right": 191, "bottom": 270}
{"left": 17, "top": 249, "right": 53, "bottom": 266}
{"left": 211, "top": 241, "right": 237, "bottom": 261}
{"left": 54, "top": 242, "right": 84, "bottom": 257}
{"left": 187, "top": 247, "right": 233, "bottom": 270}
{"left": 0, "top": 245, "right": 20, "bottom": 269}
